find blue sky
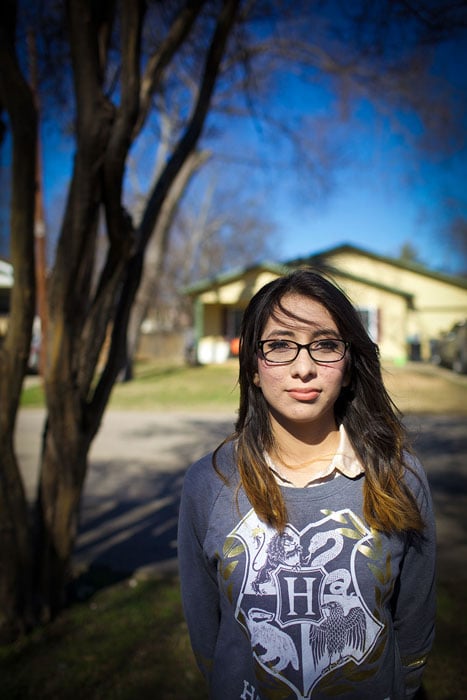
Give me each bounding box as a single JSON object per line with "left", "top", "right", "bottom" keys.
{"left": 270, "top": 151, "right": 466, "bottom": 272}
{"left": 199, "top": 30, "right": 467, "bottom": 275}
{"left": 2, "top": 13, "right": 466, "bottom": 276}
{"left": 38, "top": 106, "right": 466, "bottom": 275}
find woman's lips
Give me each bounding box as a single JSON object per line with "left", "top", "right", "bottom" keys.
{"left": 287, "top": 388, "right": 321, "bottom": 401}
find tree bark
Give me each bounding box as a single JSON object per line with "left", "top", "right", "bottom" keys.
{"left": 35, "top": 0, "right": 129, "bottom": 619}
{"left": 0, "top": 0, "right": 38, "bottom": 639}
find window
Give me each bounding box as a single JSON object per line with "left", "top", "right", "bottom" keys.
{"left": 223, "top": 307, "right": 244, "bottom": 339}
{"left": 357, "top": 307, "right": 380, "bottom": 342}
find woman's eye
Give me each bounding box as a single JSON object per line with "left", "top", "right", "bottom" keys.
{"left": 315, "top": 339, "right": 338, "bottom": 351}
{"left": 267, "top": 340, "right": 292, "bottom": 350}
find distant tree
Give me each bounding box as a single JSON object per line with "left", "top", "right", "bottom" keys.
{"left": 446, "top": 214, "right": 467, "bottom": 275}
{"left": 399, "top": 242, "right": 422, "bottom": 265}
{"left": 124, "top": 146, "right": 212, "bottom": 379}
{"left": 124, "top": 167, "right": 280, "bottom": 376}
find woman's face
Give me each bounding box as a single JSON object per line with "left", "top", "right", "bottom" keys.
{"left": 253, "top": 293, "right": 350, "bottom": 437}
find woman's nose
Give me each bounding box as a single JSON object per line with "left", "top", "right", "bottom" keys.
{"left": 290, "top": 346, "right": 317, "bottom": 377}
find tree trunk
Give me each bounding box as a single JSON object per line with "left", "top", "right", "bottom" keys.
{"left": 35, "top": 416, "right": 92, "bottom": 617}
{"left": 1, "top": 0, "right": 241, "bottom": 636}
{"left": 0, "top": 0, "right": 38, "bottom": 640}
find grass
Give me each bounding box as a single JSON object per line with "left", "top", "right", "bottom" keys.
{"left": 21, "top": 360, "right": 240, "bottom": 411}
{"left": 382, "top": 362, "right": 467, "bottom": 415}
{"left": 108, "top": 361, "right": 240, "bottom": 411}
{"left": 14, "top": 359, "right": 467, "bottom": 698}
{"left": 1, "top": 572, "right": 207, "bottom": 700}
{"left": 1, "top": 572, "right": 464, "bottom": 700}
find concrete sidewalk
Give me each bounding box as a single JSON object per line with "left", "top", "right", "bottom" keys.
{"left": 16, "top": 409, "right": 467, "bottom": 580}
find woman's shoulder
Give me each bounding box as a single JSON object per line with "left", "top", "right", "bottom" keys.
{"left": 183, "top": 440, "right": 238, "bottom": 492}
{"left": 402, "top": 451, "right": 432, "bottom": 501}
{"left": 181, "top": 441, "right": 239, "bottom": 530}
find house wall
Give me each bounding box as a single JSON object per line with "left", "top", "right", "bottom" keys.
{"left": 197, "top": 269, "right": 280, "bottom": 306}
{"left": 322, "top": 251, "right": 467, "bottom": 358}
{"left": 195, "top": 271, "right": 411, "bottom": 363}
{"left": 195, "top": 271, "right": 410, "bottom": 363}
{"left": 195, "top": 304, "right": 230, "bottom": 364}
{"left": 330, "top": 274, "right": 409, "bottom": 361}
{"left": 195, "top": 270, "right": 281, "bottom": 363}
{"left": 191, "top": 252, "right": 467, "bottom": 365}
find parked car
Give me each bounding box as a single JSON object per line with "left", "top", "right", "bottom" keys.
{"left": 431, "top": 320, "right": 467, "bottom": 374}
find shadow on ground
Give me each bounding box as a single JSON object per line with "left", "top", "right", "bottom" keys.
{"left": 73, "top": 415, "right": 235, "bottom": 583}
{"left": 72, "top": 413, "right": 467, "bottom": 592}
{"left": 406, "top": 414, "right": 467, "bottom": 580}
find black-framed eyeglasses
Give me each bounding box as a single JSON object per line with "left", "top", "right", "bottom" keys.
{"left": 258, "top": 338, "right": 350, "bottom": 364}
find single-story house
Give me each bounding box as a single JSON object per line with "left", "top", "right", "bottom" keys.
{"left": 185, "top": 243, "right": 467, "bottom": 364}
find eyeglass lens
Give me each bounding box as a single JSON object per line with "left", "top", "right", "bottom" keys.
{"left": 260, "top": 339, "right": 347, "bottom": 363}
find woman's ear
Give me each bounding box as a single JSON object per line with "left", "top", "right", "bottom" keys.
{"left": 253, "top": 372, "right": 261, "bottom": 387}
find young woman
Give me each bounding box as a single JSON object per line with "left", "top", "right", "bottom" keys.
{"left": 178, "top": 269, "right": 436, "bottom": 700}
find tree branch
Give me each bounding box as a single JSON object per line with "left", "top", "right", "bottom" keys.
{"left": 138, "top": 0, "right": 242, "bottom": 253}
{"left": 135, "top": 0, "right": 208, "bottom": 138}
{"left": 90, "top": 0, "right": 241, "bottom": 421}
{"left": 103, "top": 0, "right": 145, "bottom": 250}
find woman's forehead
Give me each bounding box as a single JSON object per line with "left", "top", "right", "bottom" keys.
{"left": 263, "top": 293, "right": 337, "bottom": 331}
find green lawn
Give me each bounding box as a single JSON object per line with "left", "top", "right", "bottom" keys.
{"left": 1, "top": 571, "right": 207, "bottom": 700}
{"left": 21, "top": 359, "right": 240, "bottom": 411}
{"left": 108, "top": 361, "right": 240, "bottom": 411}
{"left": 21, "top": 358, "right": 467, "bottom": 414}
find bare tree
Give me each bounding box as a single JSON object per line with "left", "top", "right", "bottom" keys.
{"left": 124, "top": 147, "right": 212, "bottom": 379}
{"left": 0, "top": 0, "right": 241, "bottom": 638}
{"left": 142, "top": 177, "right": 280, "bottom": 337}
{"left": 0, "top": 0, "right": 38, "bottom": 636}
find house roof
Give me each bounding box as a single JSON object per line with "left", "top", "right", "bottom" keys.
{"left": 293, "top": 261, "right": 414, "bottom": 302}
{"left": 185, "top": 243, "right": 443, "bottom": 301}
{"left": 288, "top": 243, "right": 467, "bottom": 290}
{"left": 184, "top": 261, "right": 287, "bottom": 295}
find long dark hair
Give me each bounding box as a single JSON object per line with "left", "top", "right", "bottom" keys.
{"left": 216, "top": 267, "right": 424, "bottom": 534}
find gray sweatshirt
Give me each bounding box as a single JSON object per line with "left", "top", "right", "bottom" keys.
{"left": 178, "top": 441, "right": 436, "bottom": 700}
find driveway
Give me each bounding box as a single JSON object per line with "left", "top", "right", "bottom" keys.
{"left": 16, "top": 408, "right": 467, "bottom": 581}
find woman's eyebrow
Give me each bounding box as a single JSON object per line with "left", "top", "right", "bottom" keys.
{"left": 264, "top": 327, "right": 341, "bottom": 339}
{"left": 264, "top": 329, "right": 295, "bottom": 338}
{"left": 311, "top": 328, "right": 341, "bottom": 339}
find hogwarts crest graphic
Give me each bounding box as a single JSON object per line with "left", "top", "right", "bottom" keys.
{"left": 222, "top": 509, "right": 385, "bottom": 698}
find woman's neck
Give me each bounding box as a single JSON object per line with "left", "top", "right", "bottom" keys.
{"left": 268, "top": 415, "right": 340, "bottom": 479}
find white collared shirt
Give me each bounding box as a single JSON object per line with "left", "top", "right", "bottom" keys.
{"left": 266, "top": 424, "right": 364, "bottom": 488}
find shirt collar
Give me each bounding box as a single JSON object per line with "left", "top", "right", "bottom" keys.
{"left": 331, "top": 423, "right": 365, "bottom": 479}
{"left": 266, "top": 424, "right": 364, "bottom": 488}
